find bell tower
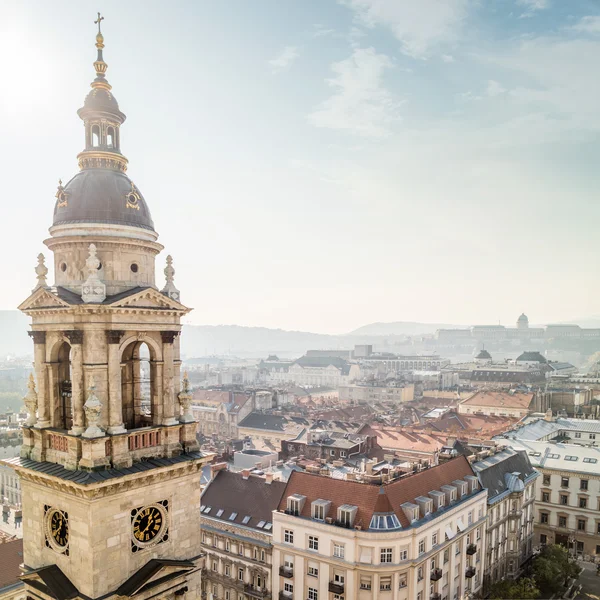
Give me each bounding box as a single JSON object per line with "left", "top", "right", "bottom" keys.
{"left": 8, "top": 15, "right": 211, "bottom": 600}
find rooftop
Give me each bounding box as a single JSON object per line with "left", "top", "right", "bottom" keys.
{"left": 0, "top": 538, "right": 23, "bottom": 592}
{"left": 459, "top": 391, "right": 534, "bottom": 410}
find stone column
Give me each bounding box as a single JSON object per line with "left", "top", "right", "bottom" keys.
{"left": 106, "top": 331, "right": 126, "bottom": 434}
{"left": 29, "top": 331, "right": 49, "bottom": 428}
{"left": 65, "top": 330, "right": 85, "bottom": 435}
{"left": 161, "top": 331, "right": 179, "bottom": 426}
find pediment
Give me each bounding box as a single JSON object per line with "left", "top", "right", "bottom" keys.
{"left": 116, "top": 559, "right": 194, "bottom": 597}
{"left": 18, "top": 287, "right": 71, "bottom": 312}
{"left": 108, "top": 288, "right": 189, "bottom": 312}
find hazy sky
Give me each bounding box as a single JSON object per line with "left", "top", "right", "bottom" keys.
{"left": 2, "top": 0, "right": 599, "bottom": 334}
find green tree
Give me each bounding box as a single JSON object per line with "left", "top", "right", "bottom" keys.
{"left": 533, "top": 544, "right": 581, "bottom": 596}
{"left": 489, "top": 578, "right": 540, "bottom": 599}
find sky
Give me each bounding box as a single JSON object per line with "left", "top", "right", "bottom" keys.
{"left": 1, "top": 0, "right": 599, "bottom": 334}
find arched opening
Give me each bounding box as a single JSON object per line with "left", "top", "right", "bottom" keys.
{"left": 106, "top": 126, "right": 115, "bottom": 148}
{"left": 121, "top": 341, "right": 155, "bottom": 429}
{"left": 57, "top": 342, "right": 73, "bottom": 430}
{"left": 91, "top": 124, "right": 100, "bottom": 147}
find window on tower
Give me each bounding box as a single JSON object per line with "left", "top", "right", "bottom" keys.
{"left": 106, "top": 127, "right": 115, "bottom": 148}
{"left": 91, "top": 124, "right": 100, "bottom": 147}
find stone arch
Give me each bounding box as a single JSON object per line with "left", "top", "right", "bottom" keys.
{"left": 47, "top": 335, "right": 73, "bottom": 430}
{"left": 118, "top": 333, "right": 163, "bottom": 362}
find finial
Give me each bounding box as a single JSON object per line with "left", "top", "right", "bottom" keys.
{"left": 33, "top": 253, "right": 48, "bottom": 291}
{"left": 82, "top": 376, "right": 105, "bottom": 438}
{"left": 56, "top": 180, "right": 68, "bottom": 208}
{"left": 161, "top": 255, "right": 181, "bottom": 302}
{"left": 92, "top": 12, "right": 109, "bottom": 88}
{"left": 178, "top": 371, "right": 194, "bottom": 423}
{"left": 81, "top": 243, "right": 106, "bottom": 303}
{"left": 24, "top": 373, "right": 38, "bottom": 426}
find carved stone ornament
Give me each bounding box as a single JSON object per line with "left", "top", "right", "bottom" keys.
{"left": 28, "top": 331, "right": 46, "bottom": 344}
{"left": 160, "top": 255, "right": 181, "bottom": 302}
{"left": 82, "top": 377, "right": 105, "bottom": 439}
{"left": 24, "top": 373, "right": 38, "bottom": 426}
{"left": 161, "top": 331, "right": 179, "bottom": 344}
{"left": 64, "top": 330, "right": 84, "bottom": 345}
{"left": 106, "top": 330, "right": 124, "bottom": 344}
{"left": 81, "top": 243, "right": 106, "bottom": 303}
{"left": 33, "top": 253, "right": 49, "bottom": 292}
{"left": 178, "top": 371, "right": 194, "bottom": 423}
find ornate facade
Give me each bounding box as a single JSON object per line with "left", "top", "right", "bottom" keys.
{"left": 2, "top": 15, "right": 211, "bottom": 600}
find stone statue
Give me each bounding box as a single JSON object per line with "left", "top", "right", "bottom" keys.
{"left": 82, "top": 243, "right": 106, "bottom": 303}
{"left": 82, "top": 377, "right": 105, "bottom": 438}
{"left": 178, "top": 371, "right": 194, "bottom": 423}
{"left": 24, "top": 373, "right": 38, "bottom": 426}
{"left": 33, "top": 254, "right": 48, "bottom": 292}
{"left": 161, "top": 255, "right": 181, "bottom": 301}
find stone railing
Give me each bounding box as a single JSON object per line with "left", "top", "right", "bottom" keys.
{"left": 48, "top": 433, "right": 69, "bottom": 453}
{"left": 128, "top": 428, "right": 162, "bottom": 451}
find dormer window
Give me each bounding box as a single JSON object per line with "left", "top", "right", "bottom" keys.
{"left": 286, "top": 494, "right": 306, "bottom": 516}
{"left": 416, "top": 496, "right": 433, "bottom": 518}
{"left": 429, "top": 490, "right": 445, "bottom": 510}
{"left": 453, "top": 480, "right": 468, "bottom": 498}
{"left": 311, "top": 499, "right": 331, "bottom": 521}
{"left": 401, "top": 502, "right": 420, "bottom": 524}
{"left": 441, "top": 485, "right": 457, "bottom": 504}
{"left": 337, "top": 504, "right": 357, "bottom": 527}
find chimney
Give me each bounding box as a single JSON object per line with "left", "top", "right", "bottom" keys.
{"left": 210, "top": 462, "right": 228, "bottom": 480}
{"left": 241, "top": 469, "right": 251, "bottom": 480}
{"left": 544, "top": 409, "right": 553, "bottom": 422}
{"left": 265, "top": 473, "right": 274, "bottom": 485}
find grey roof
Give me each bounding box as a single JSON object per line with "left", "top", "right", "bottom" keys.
{"left": 116, "top": 559, "right": 194, "bottom": 597}
{"left": 21, "top": 564, "right": 79, "bottom": 599}
{"left": 294, "top": 355, "right": 351, "bottom": 375}
{"left": 475, "top": 349, "right": 492, "bottom": 359}
{"left": 516, "top": 351, "right": 547, "bottom": 363}
{"left": 3, "top": 452, "right": 205, "bottom": 486}
{"left": 495, "top": 417, "right": 600, "bottom": 442}
{"left": 472, "top": 448, "right": 538, "bottom": 502}
{"left": 53, "top": 168, "right": 154, "bottom": 231}
{"left": 238, "top": 413, "right": 290, "bottom": 432}
{"left": 55, "top": 285, "right": 153, "bottom": 306}
{"left": 201, "top": 470, "right": 286, "bottom": 532}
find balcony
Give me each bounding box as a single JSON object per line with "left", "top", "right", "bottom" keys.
{"left": 430, "top": 568, "right": 443, "bottom": 582}
{"left": 279, "top": 566, "right": 293, "bottom": 579}
{"left": 279, "top": 593, "right": 293, "bottom": 600}
{"left": 329, "top": 581, "right": 345, "bottom": 594}
{"left": 431, "top": 594, "right": 442, "bottom": 600}
{"left": 466, "top": 543, "right": 477, "bottom": 555}
{"left": 465, "top": 567, "right": 476, "bottom": 579}
{"left": 245, "top": 584, "right": 269, "bottom": 598}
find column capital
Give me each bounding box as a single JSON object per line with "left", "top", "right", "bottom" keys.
{"left": 106, "top": 330, "right": 125, "bottom": 344}
{"left": 64, "top": 330, "right": 84, "bottom": 345}
{"left": 28, "top": 331, "right": 46, "bottom": 344}
{"left": 161, "top": 330, "right": 180, "bottom": 344}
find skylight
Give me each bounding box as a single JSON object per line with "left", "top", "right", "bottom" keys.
{"left": 216, "top": 509, "right": 224, "bottom": 517}
{"left": 203, "top": 507, "right": 212, "bottom": 514}
{"left": 564, "top": 456, "right": 578, "bottom": 462}
{"left": 242, "top": 516, "right": 251, "bottom": 524}
{"left": 583, "top": 458, "right": 598, "bottom": 464}
{"left": 229, "top": 512, "right": 238, "bottom": 521}
{"left": 200, "top": 505, "right": 206, "bottom": 512}
{"left": 547, "top": 454, "right": 560, "bottom": 459}
{"left": 257, "top": 521, "right": 266, "bottom": 528}
{"left": 264, "top": 522, "right": 273, "bottom": 530}
{"left": 369, "top": 514, "right": 401, "bottom": 530}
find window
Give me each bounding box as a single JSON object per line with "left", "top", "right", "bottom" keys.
{"left": 543, "top": 474, "right": 551, "bottom": 486}
{"left": 431, "top": 558, "right": 436, "bottom": 570}
{"left": 330, "top": 449, "right": 335, "bottom": 456}
{"left": 575, "top": 432, "right": 581, "bottom": 438}
{"left": 581, "top": 480, "right": 589, "bottom": 491}
{"left": 229, "top": 511, "right": 237, "bottom": 520}
{"left": 284, "top": 583, "right": 294, "bottom": 594}
{"left": 560, "top": 495, "right": 569, "bottom": 506}
{"left": 476, "top": 526, "right": 481, "bottom": 540}
{"left": 225, "top": 592, "right": 230, "bottom": 600}
{"left": 540, "top": 534, "right": 547, "bottom": 545}
{"left": 559, "top": 516, "right": 567, "bottom": 528}
{"left": 580, "top": 498, "right": 587, "bottom": 509}
{"left": 380, "top": 577, "right": 392, "bottom": 591}
{"left": 253, "top": 548, "right": 258, "bottom": 561}
{"left": 225, "top": 565, "right": 230, "bottom": 577}
{"left": 257, "top": 521, "right": 266, "bottom": 528}
{"left": 583, "top": 457, "right": 598, "bottom": 464}
{"left": 419, "top": 539, "right": 425, "bottom": 555}
{"left": 561, "top": 477, "right": 569, "bottom": 488}
{"left": 399, "top": 549, "right": 408, "bottom": 561}
{"left": 91, "top": 124, "right": 100, "bottom": 147}
{"left": 417, "top": 567, "right": 423, "bottom": 581}
{"left": 598, "top": 523, "right": 600, "bottom": 535}
{"left": 399, "top": 574, "right": 407, "bottom": 588}
{"left": 225, "top": 540, "right": 230, "bottom": 552}
{"left": 312, "top": 503, "right": 326, "bottom": 521}
{"left": 540, "top": 512, "right": 549, "bottom": 524}
{"left": 308, "top": 587, "right": 318, "bottom": 600}
{"left": 444, "top": 549, "right": 449, "bottom": 564}
{"left": 468, "top": 511, "right": 473, "bottom": 525}
{"left": 202, "top": 533, "right": 206, "bottom": 544}
{"left": 565, "top": 456, "right": 579, "bottom": 462}
{"left": 417, "top": 593, "right": 423, "bottom": 600}
{"left": 308, "top": 536, "right": 319, "bottom": 551}
{"left": 238, "top": 568, "right": 244, "bottom": 581}
{"left": 216, "top": 509, "right": 224, "bottom": 517}
{"left": 212, "top": 561, "right": 217, "bottom": 572}
{"left": 261, "top": 550, "right": 265, "bottom": 563}
{"left": 333, "top": 543, "right": 345, "bottom": 559}
{"left": 242, "top": 516, "right": 251, "bottom": 524}
{"left": 381, "top": 548, "right": 393, "bottom": 563}
{"left": 106, "top": 126, "right": 115, "bottom": 148}
{"left": 287, "top": 496, "right": 304, "bottom": 516}
{"left": 338, "top": 506, "right": 355, "bottom": 527}
{"left": 340, "top": 450, "right": 347, "bottom": 458}
{"left": 284, "top": 530, "right": 294, "bottom": 544}
{"left": 360, "top": 577, "right": 372, "bottom": 590}
{"left": 308, "top": 564, "right": 319, "bottom": 577}
{"left": 578, "top": 519, "right": 586, "bottom": 531}
{"left": 591, "top": 434, "right": 596, "bottom": 440}
{"left": 238, "top": 544, "right": 244, "bottom": 556}
{"left": 432, "top": 532, "right": 438, "bottom": 546}
{"left": 542, "top": 492, "right": 550, "bottom": 503}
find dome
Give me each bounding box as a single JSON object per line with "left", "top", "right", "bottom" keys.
{"left": 53, "top": 169, "right": 154, "bottom": 231}
{"left": 518, "top": 313, "right": 528, "bottom": 322}
{"left": 475, "top": 349, "right": 492, "bottom": 360}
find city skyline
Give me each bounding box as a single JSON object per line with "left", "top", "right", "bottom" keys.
{"left": 2, "top": 0, "right": 600, "bottom": 334}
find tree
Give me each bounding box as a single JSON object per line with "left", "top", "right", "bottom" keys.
{"left": 489, "top": 578, "right": 540, "bottom": 599}
{"left": 532, "top": 544, "right": 581, "bottom": 596}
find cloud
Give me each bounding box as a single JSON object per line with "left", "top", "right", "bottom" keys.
{"left": 441, "top": 54, "right": 455, "bottom": 63}
{"left": 312, "top": 24, "right": 335, "bottom": 38}
{"left": 486, "top": 79, "right": 506, "bottom": 96}
{"left": 307, "top": 47, "right": 401, "bottom": 137}
{"left": 516, "top": 0, "right": 549, "bottom": 17}
{"left": 268, "top": 46, "right": 300, "bottom": 73}
{"left": 571, "top": 16, "right": 600, "bottom": 34}
{"left": 340, "top": 0, "right": 470, "bottom": 57}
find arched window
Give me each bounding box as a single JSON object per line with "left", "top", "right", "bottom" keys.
{"left": 91, "top": 124, "right": 100, "bottom": 147}
{"left": 106, "top": 126, "right": 115, "bottom": 148}
{"left": 57, "top": 342, "right": 73, "bottom": 430}
{"left": 121, "top": 341, "right": 155, "bottom": 429}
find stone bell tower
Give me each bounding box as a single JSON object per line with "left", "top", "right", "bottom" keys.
{"left": 7, "top": 14, "right": 211, "bottom": 600}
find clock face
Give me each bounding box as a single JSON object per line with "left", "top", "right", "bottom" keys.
{"left": 131, "top": 501, "right": 169, "bottom": 551}
{"left": 44, "top": 506, "right": 69, "bottom": 555}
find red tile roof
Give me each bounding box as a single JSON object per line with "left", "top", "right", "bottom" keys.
{"left": 0, "top": 538, "right": 23, "bottom": 591}
{"left": 459, "top": 391, "right": 534, "bottom": 410}
{"left": 278, "top": 455, "right": 477, "bottom": 529}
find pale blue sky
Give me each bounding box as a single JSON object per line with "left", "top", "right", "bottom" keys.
{"left": 1, "top": 0, "right": 599, "bottom": 333}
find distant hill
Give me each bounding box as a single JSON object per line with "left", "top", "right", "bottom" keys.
{"left": 0, "top": 310, "right": 34, "bottom": 357}
{"left": 346, "top": 321, "right": 458, "bottom": 337}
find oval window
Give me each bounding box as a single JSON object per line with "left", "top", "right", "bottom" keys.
{"left": 60, "top": 262, "right": 67, "bottom": 272}
{"left": 130, "top": 263, "right": 139, "bottom": 273}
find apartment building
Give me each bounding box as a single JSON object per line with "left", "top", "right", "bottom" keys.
{"left": 499, "top": 440, "right": 600, "bottom": 559}
{"left": 338, "top": 384, "right": 415, "bottom": 405}
{"left": 272, "top": 456, "right": 487, "bottom": 600}
{"left": 472, "top": 448, "right": 539, "bottom": 594}
{"left": 200, "top": 466, "right": 287, "bottom": 600}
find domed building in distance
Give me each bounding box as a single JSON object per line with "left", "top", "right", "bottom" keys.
{"left": 516, "top": 313, "right": 529, "bottom": 330}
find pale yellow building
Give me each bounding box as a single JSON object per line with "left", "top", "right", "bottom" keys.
{"left": 272, "top": 456, "right": 487, "bottom": 600}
